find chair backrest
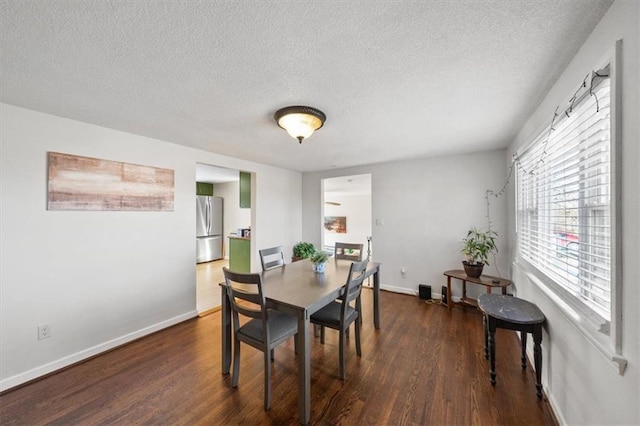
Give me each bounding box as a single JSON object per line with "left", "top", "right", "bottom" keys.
{"left": 259, "top": 246, "right": 286, "bottom": 271}
{"left": 222, "top": 267, "right": 268, "bottom": 336}
{"left": 334, "top": 242, "right": 364, "bottom": 261}
{"left": 341, "top": 260, "right": 369, "bottom": 317}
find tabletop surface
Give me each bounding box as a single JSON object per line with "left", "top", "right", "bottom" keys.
{"left": 222, "top": 258, "right": 380, "bottom": 313}
{"left": 477, "top": 294, "right": 545, "bottom": 324}
{"left": 444, "top": 270, "right": 511, "bottom": 288}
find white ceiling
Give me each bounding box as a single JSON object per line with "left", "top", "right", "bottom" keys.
{"left": 1, "top": 0, "right": 613, "bottom": 172}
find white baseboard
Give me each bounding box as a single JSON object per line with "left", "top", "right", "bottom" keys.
{"left": 546, "top": 391, "right": 566, "bottom": 426}
{"left": 380, "top": 284, "right": 456, "bottom": 301}
{"left": 380, "top": 284, "right": 416, "bottom": 295}
{"left": 0, "top": 310, "right": 198, "bottom": 392}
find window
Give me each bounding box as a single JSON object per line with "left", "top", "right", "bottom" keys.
{"left": 516, "top": 67, "right": 614, "bottom": 329}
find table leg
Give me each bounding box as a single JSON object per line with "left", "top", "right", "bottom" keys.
{"left": 533, "top": 325, "right": 543, "bottom": 399}
{"left": 488, "top": 317, "right": 496, "bottom": 385}
{"left": 221, "top": 286, "right": 231, "bottom": 375}
{"left": 298, "top": 314, "right": 311, "bottom": 424}
{"left": 373, "top": 268, "right": 381, "bottom": 329}
{"left": 483, "top": 314, "right": 489, "bottom": 359}
{"left": 520, "top": 331, "right": 527, "bottom": 370}
{"left": 447, "top": 276, "right": 453, "bottom": 312}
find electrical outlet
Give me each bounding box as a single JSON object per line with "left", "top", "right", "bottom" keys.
{"left": 38, "top": 324, "right": 51, "bottom": 340}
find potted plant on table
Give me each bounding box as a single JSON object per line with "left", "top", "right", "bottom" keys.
{"left": 292, "top": 241, "right": 316, "bottom": 262}
{"left": 461, "top": 227, "right": 498, "bottom": 278}
{"left": 310, "top": 251, "right": 329, "bottom": 273}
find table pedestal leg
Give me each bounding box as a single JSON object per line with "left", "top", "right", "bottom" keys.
{"left": 488, "top": 318, "right": 496, "bottom": 385}
{"left": 221, "top": 286, "right": 231, "bottom": 375}
{"left": 298, "top": 315, "right": 311, "bottom": 424}
{"left": 533, "top": 325, "right": 543, "bottom": 399}
{"left": 521, "top": 331, "right": 527, "bottom": 370}
{"left": 483, "top": 314, "right": 489, "bottom": 359}
{"left": 373, "top": 269, "right": 381, "bottom": 329}
{"left": 446, "top": 276, "right": 452, "bottom": 312}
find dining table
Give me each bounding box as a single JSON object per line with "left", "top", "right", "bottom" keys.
{"left": 220, "top": 257, "right": 381, "bottom": 425}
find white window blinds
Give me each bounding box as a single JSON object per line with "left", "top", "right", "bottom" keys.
{"left": 516, "top": 70, "right": 612, "bottom": 323}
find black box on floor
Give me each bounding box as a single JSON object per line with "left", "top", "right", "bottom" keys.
{"left": 441, "top": 286, "right": 448, "bottom": 306}
{"left": 418, "top": 284, "right": 431, "bottom": 300}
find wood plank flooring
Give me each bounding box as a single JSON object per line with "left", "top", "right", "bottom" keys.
{"left": 196, "top": 259, "right": 227, "bottom": 314}
{"left": 0, "top": 289, "right": 557, "bottom": 425}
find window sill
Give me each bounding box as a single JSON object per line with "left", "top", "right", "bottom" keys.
{"left": 512, "top": 260, "right": 627, "bottom": 376}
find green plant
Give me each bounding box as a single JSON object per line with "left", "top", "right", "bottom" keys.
{"left": 461, "top": 227, "right": 498, "bottom": 265}
{"left": 293, "top": 242, "right": 316, "bottom": 259}
{"left": 310, "top": 251, "right": 329, "bottom": 264}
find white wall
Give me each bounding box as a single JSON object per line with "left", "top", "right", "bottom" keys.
{"left": 0, "top": 103, "right": 302, "bottom": 390}
{"left": 303, "top": 149, "right": 509, "bottom": 296}
{"left": 506, "top": 1, "right": 639, "bottom": 424}
{"left": 323, "top": 193, "right": 371, "bottom": 254}
{"left": 253, "top": 169, "right": 303, "bottom": 264}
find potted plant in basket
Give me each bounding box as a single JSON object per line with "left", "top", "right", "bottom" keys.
{"left": 310, "top": 251, "right": 329, "bottom": 273}
{"left": 461, "top": 227, "right": 498, "bottom": 278}
{"left": 292, "top": 241, "right": 316, "bottom": 262}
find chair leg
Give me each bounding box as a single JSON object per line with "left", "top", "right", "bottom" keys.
{"left": 339, "top": 328, "right": 346, "bottom": 380}
{"left": 355, "top": 319, "right": 362, "bottom": 356}
{"left": 320, "top": 326, "right": 325, "bottom": 344}
{"left": 232, "top": 338, "right": 240, "bottom": 388}
{"left": 270, "top": 348, "right": 275, "bottom": 361}
{"left": 294, "top": 334, "right": 299, "bottom": 354}
{"left": 264, "top": 352, "right": 271, "bottom": 410}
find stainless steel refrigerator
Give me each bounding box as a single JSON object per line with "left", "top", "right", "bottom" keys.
{"left": 196, "top": 195, "right": 223, "bottom": 263}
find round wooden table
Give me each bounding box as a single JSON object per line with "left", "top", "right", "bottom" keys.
{"left": 477, "top": 294, "right": 545, "bottom": 399}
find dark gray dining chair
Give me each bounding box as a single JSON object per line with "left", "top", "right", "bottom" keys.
{"left": 259, "top": 245, "right": 286, "bottom": 271}
{"left": 333, "top": 242, "right": 366, "bottom": 324}
{"left": 334, "top": 242, "right": 364, "bottom": 261}
{"left": 310, "top": 259, "right": 368, "bottom": 380}
{"left": 260, "top": 245, "right": 323, "bottom": 337}
{"left": 222, "top": 267, "right": 298, "bottom": 410}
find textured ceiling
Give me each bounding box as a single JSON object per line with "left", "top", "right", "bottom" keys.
{"left": 0, "top": 0, "right": 613, "bottom": 172}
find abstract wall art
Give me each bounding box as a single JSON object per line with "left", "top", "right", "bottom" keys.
{"left": 324, "top": 216, "right": 347, "bottom": 233}
{"left": 47, "top": 152, "right": 174, "bottom": 211}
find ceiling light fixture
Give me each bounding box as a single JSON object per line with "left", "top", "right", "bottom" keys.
{"left": 274, "top": 106, "right": 326, "bottom": 144}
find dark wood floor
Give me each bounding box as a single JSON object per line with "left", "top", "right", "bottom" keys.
{"left": 0, "top": 289, "right": 556, "bottom": 425}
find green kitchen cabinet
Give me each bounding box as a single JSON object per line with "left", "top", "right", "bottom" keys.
{"left": 239, "top": 172, "right": 251, "bottom": 208}
{"left": 228, "top": 237, "right": 250, "bottom": 273}
{"left": 196, "top": 182, "right": 213, "bottom": 196}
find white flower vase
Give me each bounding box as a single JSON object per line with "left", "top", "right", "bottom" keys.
{"left": 313, "top": 262, "right": 327, "bottom": 273}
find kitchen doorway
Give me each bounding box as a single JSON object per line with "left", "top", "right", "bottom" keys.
{"left": 195, "top": 163, "right": 251, "bottom": 315}
{"left": 322, "top": 174, "right": 372, "bottom": 283}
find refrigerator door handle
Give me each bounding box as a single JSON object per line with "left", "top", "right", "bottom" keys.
{"left": 209, "top": 197, "right": 213, "bottom": 234}
{"left": 206, "top": 198, "right": 211, "bottom": 235}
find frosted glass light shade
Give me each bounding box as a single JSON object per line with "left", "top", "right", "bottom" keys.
{"left": 274, "top": 106, "right": 326, "bottom": 143}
